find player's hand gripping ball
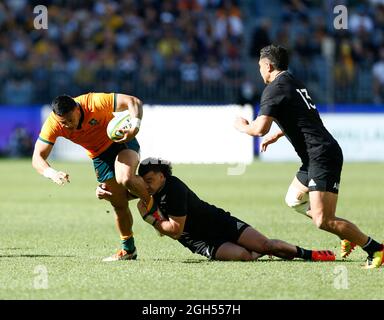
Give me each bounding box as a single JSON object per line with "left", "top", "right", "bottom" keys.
{"left": 106, "top": 111, "right": 132, "bottom": 141}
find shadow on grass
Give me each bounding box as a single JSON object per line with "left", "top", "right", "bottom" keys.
{"left": 254, "top": 258, "right": 362, "bottom": 263}
{"left": 138, "top": 257, "right": 208, "bottom": 264}
{"left": 0, "top": 254, "right": 76, "bottom": 258}
{"left": 0, "top": 248, "right": 33, "bottom": 250}
{"left": 140, "top": 258, "right": 358, "bottom": 264}
{"left": 181, "top": 259, "right": 210, "bottom": 264}
{"left": 117, "top": 256, "right": 362, "bottom": 264}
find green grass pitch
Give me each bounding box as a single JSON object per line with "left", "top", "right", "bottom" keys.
{"left": 1, "top": 159, "right": 383, "bottom": 299}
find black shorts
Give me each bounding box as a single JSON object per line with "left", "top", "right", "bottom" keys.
{"left": 177, "top": 215, "right": 249, "bottom": 260}
{"left": 297, "top": 144, "right": 343, "bottom": 194}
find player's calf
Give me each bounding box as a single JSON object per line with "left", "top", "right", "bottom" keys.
{"left": 214, "top": 243, "right": 254, "bottom": 261}
{"left": 285, "top": 185, "right": 310, "bottom": 215}
{"left": 311, "top": 213, "right": 335, "bottom": 231}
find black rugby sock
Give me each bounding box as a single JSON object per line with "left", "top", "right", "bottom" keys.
{"left": 296, "top": 246, "right": 312, "bottom": 260}
{"left": 362, "top": 237, "right": 383, "bottom": 257}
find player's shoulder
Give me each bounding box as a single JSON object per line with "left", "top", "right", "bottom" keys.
{"left": 74, "top": 92, "right": 114, "bottom": 103}
{"left": 75, "top": 92, "right": 115, "bottom": 112}
{"left": 43, "top": 110, "right": 59, "bottom": 127}
{"left": 262, "top": 72, "right": 296, "bottom": 97}
{"left": 40, "top": 111, "right": 63, "bottom": 138}
{"left": 167, "top": 175, "right": 186, "bottom": 188}
{"left": 261, "top": 74, "right": 286, "bottom": 99}
{"left": 273, "top": 71, "right": 295, "bottom": 89}
{"left": 166, "top": 176, "right": 189, "bottom": 194}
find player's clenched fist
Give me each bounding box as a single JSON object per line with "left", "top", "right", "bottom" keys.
{"left": 234, "top": 116, "right": 250, "bottom": 133}
{"left": 95, "top": 183, "right": 113, "bottom": 200}
{"left": 43, "top": 167, "right": 70, "bottom": 185}
{"left": 137, "top": 198, "right": 164, "bottom": 226}
{"left": 137, "top": 199, "right": 148, "bottom": 217}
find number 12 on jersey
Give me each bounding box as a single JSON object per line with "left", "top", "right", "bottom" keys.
{"left": 296, "top": 89, "right": 316, "bottom": 110}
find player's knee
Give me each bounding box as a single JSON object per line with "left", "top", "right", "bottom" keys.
{"left": 110, "top": 200, "right": 128, "bottom": 215}
{"left": 312, "top": 215, "right": 331, "bottom": 231}
{"left": 116, "top": 174, "right": 135, "bottom": 189}
{"left": 258, "top": 239, "right": 274, "bottom": 254}
{"left": 285, "top": 186, "right": 309, "bottom": 215}
{"left": 238, "top": 249, "right": 253, "bottom": 261}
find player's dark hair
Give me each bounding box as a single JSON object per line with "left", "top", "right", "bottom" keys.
{"left": 260, "top": 45, "right": 289, "bottom": 71}
{"left": 51, "top": 95, "right": 77, "bottom": 116}
{"left": 138, "top": 158, "right": 173, "bottom": 178}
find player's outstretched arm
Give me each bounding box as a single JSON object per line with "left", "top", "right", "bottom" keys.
{"left": 32, "top": 140, "right": 70, "bottom": 185}
{"left": 234, "top": 115, "right": 274, "bottom": 137}
{"left": 113, "top": 93, "right": 143, "bottom": 143}
{"left": 260, "top": 130, "right": 285, "bottom": 152}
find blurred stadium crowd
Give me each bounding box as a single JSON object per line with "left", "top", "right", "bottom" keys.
{"left": 0, "top": 0, "right": 383, "bottom": 106}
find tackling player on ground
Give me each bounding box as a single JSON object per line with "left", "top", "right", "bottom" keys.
{"left": 32, "top": 93, "right": 158, "bottom": 261}
{"left": 235, "top": 45, "right": 383, "bottom": 269}
{"left": 97, "top": 157, "right": 336, "bottom": 262}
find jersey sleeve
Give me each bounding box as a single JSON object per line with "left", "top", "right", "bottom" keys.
{"left": 38, "top": 113, "right": 62, "bottom": 145}
{"left": 166, "top": 178, "right": 189, "bottom": 217}
{"left": 91, "top": 93, "right": 116, "bottom": 113}
{"left": 258, "top": 83, "right": 285, "bottom": 118}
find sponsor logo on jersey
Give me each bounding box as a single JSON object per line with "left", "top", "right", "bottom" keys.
{"left": 88, "top": 118, "right": 99, "bottom": 126}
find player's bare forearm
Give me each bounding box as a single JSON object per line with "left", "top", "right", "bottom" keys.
{"left": 235, "top": 115, "right": 274, "bottom": 137}
{"left": 32, "top": 140, "right": 70, "bottom": 185}
{"left": 260, "top": 130, "right": 285, "bottom": 152}
{"left": 112, "top": 94, "right": 143, "bottom": 143}
{"left": 137, "top": 200, "right": 185, "bottom": 238}
{"left": 244, "top": 123, "right": 266, "bottom": 137}
{"left": 32, "top": 140, "right": 52, "bottom": 174}
{"left": 115, "top": 94, "right": 143, "bottom": 119}
{"left": 154, "top": 220, "right": 183, "bottom": 240}
{"left": 273, "top": 130, "right": 285, "bottom": 139}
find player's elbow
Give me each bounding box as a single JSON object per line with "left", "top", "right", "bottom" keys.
{"left": 128, "top": 96, "right": 143, "bottom": 109}
{"left": 247, "top": 123, "right": 269, "bottom": 137}
{"left": 168, "top": 224, "right": 183, "bottom": 240}
{"left": 248, "top": 116, "right": 272, "bottom": 137}
{"left": 249, "top": 127, "right": 268, "bottom": 137}
{"left": 31, "top": 151, "right": 41, "bottom": 171}
{"left": 135, "top": 97, "right": 143, "bottom": 107}
{"left": 170, "top": 228, "right": 183, "bottom": 240}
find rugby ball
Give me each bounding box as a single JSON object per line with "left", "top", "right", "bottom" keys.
{"left": 107, "top": 111, "right": 132, "bottom": 141}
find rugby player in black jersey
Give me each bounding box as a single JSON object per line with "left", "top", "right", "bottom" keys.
{"left": 234, "top": 45, "right": 383, "bottom": 269}
{"left": 122, "top": 157, "right": 335, "bottom": 262}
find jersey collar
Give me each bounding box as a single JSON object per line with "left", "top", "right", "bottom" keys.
{"left": 275, "top": 70, "right": 287, "bottom": 79}
{"left": 76, "top": 102, "right": 84, "bottom": 130}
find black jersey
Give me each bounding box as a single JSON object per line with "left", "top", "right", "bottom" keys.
{"left": 258, "top": 71, "right": 339, "bottom": 165}
{"left": 153, "top": 176, "right": 232, "bottom": 238}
